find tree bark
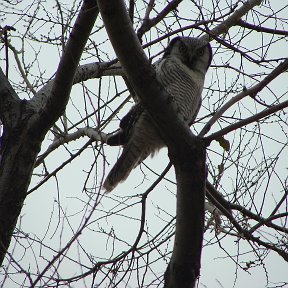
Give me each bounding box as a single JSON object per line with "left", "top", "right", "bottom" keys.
{"left": 164, "top": 138, "right": 206, "bottom": 288}
{"left": 0, "top": 70, "right": 39, "bottom": 265}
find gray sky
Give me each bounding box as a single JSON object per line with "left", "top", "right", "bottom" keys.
{"left": 1, "top": 0, "right": 288, "bottom": 287}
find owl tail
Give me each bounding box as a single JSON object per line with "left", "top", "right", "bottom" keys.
{"left": 103, "top": 142, "right": 146, "bottom": 192}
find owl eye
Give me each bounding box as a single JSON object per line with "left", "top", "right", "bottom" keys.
{"left": 197, "top": 47, "right": 205, "bottom": 56}
{"left": 179, "top": 42, "right": 187, "bottom": 54}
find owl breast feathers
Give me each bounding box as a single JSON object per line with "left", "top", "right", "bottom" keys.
{"left": 104, "top": 36, "right": 212, "bottom": 192}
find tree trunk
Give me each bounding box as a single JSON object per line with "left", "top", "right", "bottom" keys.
{"left": 164, "top": 137, "right": 206, "bottom": 288}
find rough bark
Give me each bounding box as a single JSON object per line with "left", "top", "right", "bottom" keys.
{"left": 0, "top": 69, "right": 38, "bottom": 265}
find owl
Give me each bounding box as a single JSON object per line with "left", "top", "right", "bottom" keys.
{"left": 103, "top": 36, "right": 212, "bottom": 192}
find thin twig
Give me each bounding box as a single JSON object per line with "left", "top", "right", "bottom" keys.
{"left": 200, "top": 58, "right": 288, "bottom": 137}
{"left": 205, "top": 98, "right": 288, "bottom": 144}
{"left": 238, "top": 19, "right": 288, "bottom": 36}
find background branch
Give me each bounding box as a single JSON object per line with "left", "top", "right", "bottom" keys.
{"left": 31, "top": 0, "right": 99, "bottom": 135}
{"left": 205, "top": 98, "right": 288, "bottom": 143}
{"left": 200, "top": 58, "right": 288, "bottom": 137}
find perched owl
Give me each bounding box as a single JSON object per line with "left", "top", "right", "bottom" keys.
{"left": 103, "top": 36, "right": 212, "bottom": 192}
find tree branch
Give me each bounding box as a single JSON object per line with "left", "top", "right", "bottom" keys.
{"left": 97, "top": 1, "right": 206, "bottom": 287}
{"left": 238, "top": 19, "right": 288, "bottom": 36}
{"left": 0, "top": 68, "right": 21, "bottom": 126}
{"left": 206, "top": 183, "right": 288, "bottom": 262}
{"left": 200, "top": 0, "right": 264, "bottom": 43}
{"left": 205, "top": 98, "right": 288, "bottom": 143}
{"left": 34, "top": 128, "right": 108, "bottom": 167}
{"left": 164, "top": 139, "right": 206, "bottom": 288}
{"left": 31, "top": 0, "right": 99, "bottom": 136}
{"left": 200, "top": 58, "right": 288, "bottom": 137}
{"left": 97, "top": 0, "right": 194, "bottom": 148}
{"left": 206, "top": 182, "right": 288, "bottom": 234}
{"left": 137, "top": 0, "right": 183, "bottom": 39}
{"left": 0, "top": 0, "right": 99, "bottom": 266}
{"left": 30, "top": 59, "right": 121, "bottom": 116}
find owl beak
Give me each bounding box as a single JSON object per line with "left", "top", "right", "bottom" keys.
{"left": 197, "top": 42, "right": 213, "bottom": 70}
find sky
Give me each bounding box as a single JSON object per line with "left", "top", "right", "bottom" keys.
{"left": 1, "top": 0, "right": 288, "bottom": 287}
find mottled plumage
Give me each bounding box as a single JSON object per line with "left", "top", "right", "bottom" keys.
{"left": 104, "top": 36, "right": 212, "bottom": 192}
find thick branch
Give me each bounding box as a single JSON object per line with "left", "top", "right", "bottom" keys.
{"left": 0, "top": 0, "right": 99, "bottom": 266}
{"left": 200, "top": 0, "right": 263, "bottom": 43}
{"left": 165, "top": 139, "right": 206, "bottom": 288}
{"left": 97, "top": 0, "right": 193, "bottom": 148}
{"left": 0, "top": 68, "right": 21, "bottom": 124}
{"left": 97, "top": 1, "right": 206, "bottom": 287}
{"left": 31, "top": 0, "right": 99, "bottom": 135}
{"left": 0, "top": 69, "right": 27, "bottom": 265}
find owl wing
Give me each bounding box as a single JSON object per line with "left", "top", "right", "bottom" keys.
{"left": 106, "top": 103, "right": 144, "bottom": 146}
{"left": 104, "top": 109, "right": 163, "bottom": 192}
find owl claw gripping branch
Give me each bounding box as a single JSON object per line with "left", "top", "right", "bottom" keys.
{"left": 104, "top": 36, "right": 212, "bottom": 192}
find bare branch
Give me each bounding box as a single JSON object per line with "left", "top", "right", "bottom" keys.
{"left": 200, "top": 58, "right": 288, "bottom": 137}
{"left": 28, "top": 140, "right": 93, "bottom": 195}
{"left": 8, "top": 44, "right": 36, "bottom": 95}
{"left": 206, "top": 182, "right": 288, "bottom": 234}
{"left": 205, "top": 98, "right": 288, "bottom": 143}
{"left": 31, "top": 0, "right": 99, "bottom": 135}
{"left": 238, "top": 19, "right": 288, "bottom": 36}
{"left": 137, "top": 0, "right": 183, "bottom": 39}
{"left": 34, "top": 128, "right": 108, "bottom": 167}
{"left": 200, "top": 0, "right": 264, "bottom": 42}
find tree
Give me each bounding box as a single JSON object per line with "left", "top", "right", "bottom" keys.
{"left": 0, "top": 0, "right": 287, "bottom": 287}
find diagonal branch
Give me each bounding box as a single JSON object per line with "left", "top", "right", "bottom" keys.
{"left": 205, "top": 98, "right": 288, "bottom": 143}
{"left": 200, "top": 58, "right": 288, "bottom": 137}
{"left": 0, "top": 0, "right": 99, "bottom": 266}
{"left": 206, "top": 183, "right": 288, "bottom": 262}
{"left": 97, "top": 1, "right": 206, "bottom": 287}
{"left": 34, "top": 128, "right": 108, "bottom": 167}
{"left": 200, "top": 0, "right": 264, "bottom": 42}
{"left": 137, "top": 0, "right": 183, "bottom": 38}
{"left": 237, "top": 19, "right": 288, "bottom": 36}
{"left": 97, "top": 1, "right": 194, "bottom": 148}
{"left": 31, "top": 0, "right": 99, "bottom": 135}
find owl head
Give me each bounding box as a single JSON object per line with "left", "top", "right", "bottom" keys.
{"left": 163, "top": 36, "right": 212, "bottom": 73}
